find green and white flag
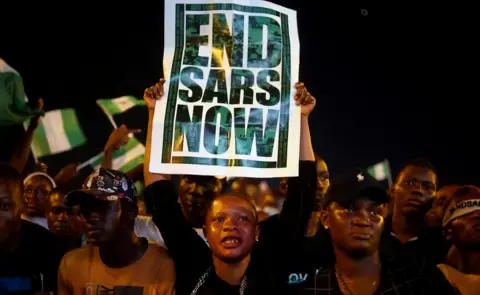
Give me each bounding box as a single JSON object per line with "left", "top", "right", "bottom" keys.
{"left": 150, "top": 0, "right": 300, "bottom": 178}
{"left": 26, "top": 108, "right": 87, "bottom": 158}
{"left": 367, "top": 159, "right": 392, "bottom": 185}
{"left": 97, "top": 96, "right": 145, "bottom": 127}
{"left": 88, "top": 137, "right": 145, "bottom": 172}
{"left": 0, "top": 58, "right": 43, "bottom": 126}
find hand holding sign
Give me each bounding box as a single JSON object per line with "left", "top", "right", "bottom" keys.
{"left": 294, "top": 83, "right": 316, "bottom": 116}
{"left": 144, "top": 78, "right": 166, "bottom": 110}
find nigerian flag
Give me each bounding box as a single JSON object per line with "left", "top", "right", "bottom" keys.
{"left": 90, "top": 137, "right": 145, "bottom": 172}
{"left": 0, "top": 58, "right": 43, "bottom": 125}
{"left": 367, "top": 159, "right": 392, "bottom": 184}
{"left": 97, "top": 96, "right": 145, "bottom": 126}
{"left": 27, "top": 109, "right": 87, "bottom": 158}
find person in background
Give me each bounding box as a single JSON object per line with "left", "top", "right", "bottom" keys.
{"left": 22, "top": 171, "right": 56, "bottom": 229}
{"left": 381, "top": 158, "right": 448, "bottom": 264}
{"left": 58, "top": 168, "right": 175, "bottom": 295}
{"left": 137, "top": 200, "right": 148, "bottom": 216}
{"left": 143, "top": 79, "right": 317, "bottom": 294}
{"left": 436, "top": 185, "right": 480, "bottom": 295}
{"left": 0, "top": 163, "right": 63, "bottom": 294}
{"left": 301, "top": 168, "right": 455, "bottom": 294}
{"left": 305, "top": 154, "right": 330, "bottom": 237}
{"left": 46, "top": 187, "right": 85, "bottom": 250}
{"left": 425, "top": 184, "right": 461, "bottom": 228}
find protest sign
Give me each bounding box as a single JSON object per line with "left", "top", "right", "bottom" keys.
{"left": 150, "top": 0, "right": 300, "bottom": 177}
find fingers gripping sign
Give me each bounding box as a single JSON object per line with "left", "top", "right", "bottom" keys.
{"left": 144, "top": 78, "right": 166, "bottom": 110}
{"left": 294, "top": 82, "right": 316, "bottom": 116}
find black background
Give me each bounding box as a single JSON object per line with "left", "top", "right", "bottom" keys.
{"left": 0, "top": 0, "right": 477, "bottom": 185}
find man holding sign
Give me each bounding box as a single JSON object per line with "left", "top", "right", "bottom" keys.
{"left": 150, "top": 0, "right": 300, "bottom": 178}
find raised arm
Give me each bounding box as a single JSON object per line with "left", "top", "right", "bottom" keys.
{"left": 278, "top": 82, "right": 317, "bottom": 241}
{"left": 9, "top": 99, "right": 43, "bottom": 174}
{"left": 143, "top": 79, "right": 211, "bottom": 276}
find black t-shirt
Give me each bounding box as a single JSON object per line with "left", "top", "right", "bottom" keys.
{"left": 380, "top": 216, "right": 451, "bottom": 265}
{"left": 0, "top": 220, "right": 65, "bottom": 294}
{"left": 145, "top": 161, "right": 317, "bottom": 295}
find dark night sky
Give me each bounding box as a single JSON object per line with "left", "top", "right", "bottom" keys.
{"left": 0, "top": 1, "right": 477, "bottom": 185}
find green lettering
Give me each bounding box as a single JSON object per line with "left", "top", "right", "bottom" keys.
{"left": 173, "top": 105, "right": 203, "bottom": 152}
{"left": 179, "top": 67, "right": 204, "bottom": 103}
{"left": 184, "top": 14, "right": 209, "bottom": 66}
{"left": 256, "top": 70, "right": 280, "bottom": 106}
{"left": 230, "top": 69, "right": 254, "bottom": 104}
{"left": 211, "top": 14, "right": 244, "bottom": 68}
{"left": 202, "top": 69, "right": 228, "bottom": 104}
{"left": 234, "top": 108, "right": 279, "bottom": 157}
{"left": 204, "top": 106, "right": 232, "bottom": 155}
{"left": 247, "top": 16, "right": 282, "bottom": 68}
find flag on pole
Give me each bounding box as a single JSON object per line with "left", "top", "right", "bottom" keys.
{"left": 96, "top": 96, "right": 145, "bottom": 127}
{"left": 88, "top": 137, "right": 145, "bottom": 172}
{"left": 26, "top": 108, "right": 87, "bottom": 158}
{"left": 0, "top": 58, "right": 43, "bottom": 125}
{"left": 367, "top": 159, "right": 392, "bottom": 185}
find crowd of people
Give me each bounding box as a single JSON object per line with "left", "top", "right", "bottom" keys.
{"left": 0, "top": 79, "right": 479, "bottom": 295}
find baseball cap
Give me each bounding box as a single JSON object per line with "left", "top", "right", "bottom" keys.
{"left": 442, "top": 185, "right": 480, "bottom": 228}
{"left": 65, "top": 168, "right": 137, "bottom": 207}
{"left": 325, "top": 168, "right": 389, "bottom": 206}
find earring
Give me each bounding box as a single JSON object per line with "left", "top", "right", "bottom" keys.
{"left": 256, "top": 237, "right": 259, "bottom": 242}
{"left": 324, "top": 226, "right": 329, "bottom": 230}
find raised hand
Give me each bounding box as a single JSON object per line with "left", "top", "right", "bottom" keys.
{"left": 294, "top": 82, "right": 316, "bottom": 116}
{"left": 104, "top": 124, "right": 141, "bottom": 152}
{"left": 143, "top": 78, "right": 166, "bottom": 110}
{"left": 54, "top": 162, "right": 80, "bottom": 185}
{"left": 27, "top": 98, "right": 44, "bottom": 132}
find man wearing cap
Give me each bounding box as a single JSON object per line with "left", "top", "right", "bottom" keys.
{"left": 57, "top": 168, "right": 175, "bottom": 295}
{"left": 437, "top": 185, "right": 480, "bottom": 295}
{"left": 299, "top": 169, "right": 455, "bottom": 295}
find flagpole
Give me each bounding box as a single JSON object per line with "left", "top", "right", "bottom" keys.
{"left": 77, "top": 153, "right": 103, "bottom": 172}
{"left": 385, "top": 159, "right": 393, "bottom": 187}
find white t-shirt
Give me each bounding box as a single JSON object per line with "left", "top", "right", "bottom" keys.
{"left": 21, "top": 214, "right": 48, "bottom": 229}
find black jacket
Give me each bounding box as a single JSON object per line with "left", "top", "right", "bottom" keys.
{"left": 144, "top": 161, "right": 317, "bottom": 295}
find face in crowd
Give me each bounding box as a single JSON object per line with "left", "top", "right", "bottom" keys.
{"left": 179, "top": 175, "right": 222, "bottom": 228}
{"left": 79, "top": 197, "right": 137, "bottom": 246}
{"left": 46, "top": 188, "right": 84, "bottom": 239}
{"left": 322, "top": 198, "right": 387, "bottom": 258}
{"left": 425, "top": 185, "right": 460, "bottom": 228}
{"left": 0, "top": 165, "right": 24, "bottom": 244}
{"left": 204, "top": 194, "right": 259, "bottom": 263}
{"left": 315, "top": 158, "right": 330, "bottom": 211}
{"left": 23, "top": 174, "right": 55, "bottom": 217}
{"left": 391, "top": 163, "right": 437, "bottom": 219}
{"left": 445, "top": 186, "right": 480, "bottom": 250}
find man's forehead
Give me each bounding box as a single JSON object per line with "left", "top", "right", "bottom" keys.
{"left": 211, "top": 196, "right": 256, "bottom": 215}
{"left": 316, "top": 160, "right": 328, "bottom": 172}
{"left": 400, "top": 166, "right": 436, "bottom": 181}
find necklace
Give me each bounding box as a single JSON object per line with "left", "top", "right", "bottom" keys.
{"left": 190, "top": 266, "right": 248, "bottom": 295}
{"left": 335, "top": 266, "right": 377, "bottom": 295}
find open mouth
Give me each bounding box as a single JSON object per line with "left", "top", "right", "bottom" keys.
{"left": 220, "top": 237, "right": 242, "bottom": 248}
